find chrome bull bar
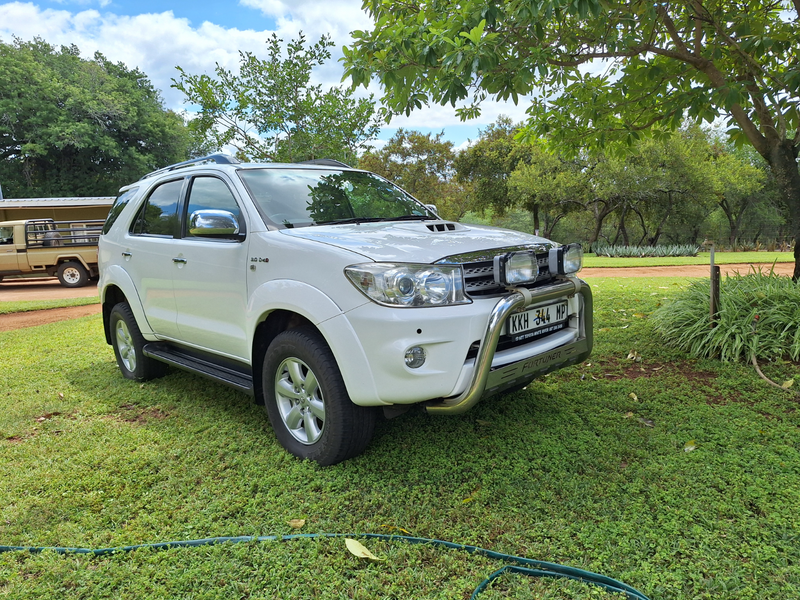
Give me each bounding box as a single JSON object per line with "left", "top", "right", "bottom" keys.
{"left": 424, "top": 277, "right": 593, "bottom": 415}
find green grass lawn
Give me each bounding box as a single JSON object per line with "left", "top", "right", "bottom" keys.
{"left": 0, "top": 296, "right": 99, "bottom": 315}
{"left": 1, "top": 278, "right": 798, "bottom": 599}
{"left": 583, "top": 251, "right": 795, "bottom": 268}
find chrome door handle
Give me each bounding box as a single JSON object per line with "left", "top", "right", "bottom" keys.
{"left": 121, "top": 252, "right": 131, "bottom": 257}
{"left": 172, "top": 257, "right": 187, "bottom": 264}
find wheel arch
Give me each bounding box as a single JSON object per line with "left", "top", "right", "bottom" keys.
{"left": 99, "top": 265, "right": 153, "bottom": 344}
{"left": 101, "top": 284, "right": 129, "bottom": 345}
{"left": 250, "top": 307, "right": 383, "bottom": 408}
{"left": 251, "top": 310, "right": 314, "bottom": 406}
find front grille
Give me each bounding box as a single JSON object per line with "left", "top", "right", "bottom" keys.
{"left": 436, "top": 243, "right": 557, "bottom": 299}
{"left": 462, "top": 253, "right": 553, "bottom": 298}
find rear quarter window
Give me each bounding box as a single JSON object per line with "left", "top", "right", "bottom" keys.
{"left": 102, "top": 188, "right": 139, "bottom": 235}
{"left": 129, "top": 180, "right": 183, "bottom": 237}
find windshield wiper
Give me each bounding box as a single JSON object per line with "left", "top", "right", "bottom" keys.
{"left": 314, "top": 217, "right": 386, "bottom": 225}
{"left": 379, "top": 214, "right": 435, "bottom": 222}
{"left": 314, "top": 214, "right": 435, "bottom": 226}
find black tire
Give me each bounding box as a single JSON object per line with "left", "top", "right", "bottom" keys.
{"left": 262, "top": 327, "right": 376, "bottom": 466}
{"left": 57, "top": 261, "right": 89, "bottom": 287}
{"left": 109, "top": 302, "right": 168, "bottom": 381}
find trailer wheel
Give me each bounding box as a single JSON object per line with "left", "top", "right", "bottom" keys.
{"left": 57, "top": 261, "right": 89, "bottom": 287}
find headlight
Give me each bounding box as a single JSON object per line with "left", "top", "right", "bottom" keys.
{"left": 493, "top": 251, "right": 539, "bottom": 286}
{"left": 548, "top": 243, "right": 584, "bottom": 275}
{"left": 345, "top": 263, "right": 470, "bottom": 307}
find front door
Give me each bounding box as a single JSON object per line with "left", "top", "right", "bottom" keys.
{"left": 0, "top": 225, "right": 20, "bottom": 274}
{"left": 171, "top": 175, "right": 250, "bottom": 361}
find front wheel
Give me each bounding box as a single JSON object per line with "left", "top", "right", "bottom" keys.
{"left": 263, "top": 328, "right": 376, "bottom": 466}
{"left": 57, "top": 261, "right": 89, "bottom": 287}
{"left": 109, "top": 303, "right": 168, "bottom": 381}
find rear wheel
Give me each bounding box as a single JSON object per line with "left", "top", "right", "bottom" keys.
{"left": 262, "top": 327, "right": 376, "bottom": 466}
{"left": 57, "top": 261, "right": 89, "bottom": 287}
{"left": 109, "top": 303, "right": 167, "bottom": 381}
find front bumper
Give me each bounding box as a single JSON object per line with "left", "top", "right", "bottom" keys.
{"left": 424, "top": 277, "right": 593, "bottom": 414}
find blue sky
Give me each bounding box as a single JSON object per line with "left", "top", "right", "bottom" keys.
{"left": 0, "top": 0, "right": 531, "bottom": 150}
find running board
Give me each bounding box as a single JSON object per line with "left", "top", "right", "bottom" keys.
{"left": 143, "top": 343, "right": 254, "bottom": 395}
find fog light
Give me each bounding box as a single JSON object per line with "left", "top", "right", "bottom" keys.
{"left": 548, "top": 243, "right": 584, "bottom": 275}
{"left": 404, "top": 346, "right": 426, "bottom": 369}
{"left": 493, "top": 251, "right": 539, "bottom": 285}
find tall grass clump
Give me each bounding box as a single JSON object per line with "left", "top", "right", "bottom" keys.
{"left": 592, "top": 243, "right": 699, "bottom": 258}
{"left": 652, "top": 269, "right": 800, "bottom": 362}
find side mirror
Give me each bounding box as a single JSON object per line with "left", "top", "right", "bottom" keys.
{"left": 188, "top": 210, "right": 243, "bottom": 239}
{"left": 424, "top": 203, "right": 439, "bottom": 217}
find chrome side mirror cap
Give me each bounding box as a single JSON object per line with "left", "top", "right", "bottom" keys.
{"left": 188, "top": 210, "right": 243, "bottom": 239}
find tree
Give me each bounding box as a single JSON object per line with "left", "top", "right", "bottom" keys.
{"left": 455, "top": 118, "right": 536, "bottom": 215}
{"left": 708, "top": 145, "right": 771, "bottom": 247}
{"left": 358, "top": 128, "right": 471, "bottom": 219}
{"left": 508, "top": 150, "right": 585, "bottom": 239}
{"left": 614, "top": 130, "right": 718, "bottom": 246}
{"left": 0, "top": 38, "right": 193, "bottom": 198}
{"left": 344, "top": 1, "right": 800, "bottom": 279}
{"left": 174, "top": 34, "right": 381, "bottom": 165}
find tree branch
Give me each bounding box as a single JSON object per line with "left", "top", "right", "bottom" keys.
{"left": 689, "top": 0, "right": 790, "bottom": 94}
{"left": 655, "top": 5, "right": 691, "bottom": 55}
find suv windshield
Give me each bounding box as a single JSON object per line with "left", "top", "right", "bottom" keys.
{"left": 238, "top": 168, "right": 433, "bottom": 228}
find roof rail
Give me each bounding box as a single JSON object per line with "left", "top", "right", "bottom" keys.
{"left": 300, "top": 159, "right": 351, "bottom": 168}
{"left": 139, "top": 154, "right": 241, "bottom": 180}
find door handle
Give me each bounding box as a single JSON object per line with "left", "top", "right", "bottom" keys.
{"left": 121, "top": 252, "right": 131, "bottom": 258}
{"left": 172, "top": 257, "right": 187, "bottom": 264}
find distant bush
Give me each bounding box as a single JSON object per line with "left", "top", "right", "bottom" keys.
{"left": 591, "top": 243, "right": 699, "bottom": 257}
{"left": 652, "top": 269, "right": 800, "bottom": 363}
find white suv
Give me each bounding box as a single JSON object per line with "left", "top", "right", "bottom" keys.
{"left": 99, "top": 155, "right": 593, "bottom": 464}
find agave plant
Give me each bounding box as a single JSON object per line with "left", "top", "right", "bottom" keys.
{"left": 592, "top": 243, "right": 699, "bottom": 258}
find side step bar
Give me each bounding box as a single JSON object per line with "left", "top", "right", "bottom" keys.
{"left": 143, "top": 343, "right": 254, "bottom": 395}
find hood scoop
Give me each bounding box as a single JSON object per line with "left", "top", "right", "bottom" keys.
{"left": 393, "top": 220, "right": 466, "bottom": 233}
{"left": 426, "top": 221, "right": 460, "bottom": 232}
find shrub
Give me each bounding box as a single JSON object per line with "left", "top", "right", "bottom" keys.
{"left": 651, "top": 268, "right": 800, "bottom": 362}
{"left": 592, "top": 243, "right": 699, "bottom": 257}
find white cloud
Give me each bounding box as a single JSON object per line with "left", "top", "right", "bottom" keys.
{"left": 241, "top": 0, "right": 373, "bottom": 40}
{"left": 0, "top": 2, "right": 275, "bottom": 107}
{"left": 385, "top": 96, "right": 534, "bottom": 132}
{"left": 0, "top": 1, "right": 534, "bottom": 144}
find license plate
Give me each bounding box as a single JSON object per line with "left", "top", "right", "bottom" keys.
{"left": 505, "top": 301, "right": 569, "bottom": 341}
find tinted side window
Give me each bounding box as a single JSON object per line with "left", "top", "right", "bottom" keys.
{"left": 0, "top": 226, "right": 13, "bottom": 244}
{"left": 130, "top": 180, "right": 183, "bottom": 237}
{"left": 102, "top": 187, "right": 139, "bottom": 235}
{"left": 185, "top": 177, "right": 243, "bottom": 239}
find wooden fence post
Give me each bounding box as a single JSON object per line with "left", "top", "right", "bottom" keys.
{"left": 709, "top": 244, "right": 720, "bottom": 326}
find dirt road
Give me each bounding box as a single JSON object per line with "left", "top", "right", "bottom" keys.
{"left": 0, "top": 278, "right": 100, "bottom": 331}
{"left": 580, "top": 262, "right": 795, "bottom": 278}
{"left": 0, "top": 277, "right": 99, "bottom": 302}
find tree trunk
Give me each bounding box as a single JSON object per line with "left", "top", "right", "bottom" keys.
{"left": 586, "top": 200, "right": 615, "bottom": 247}
{"left": 762, "top": 140, "right": 800, "bottom": 281}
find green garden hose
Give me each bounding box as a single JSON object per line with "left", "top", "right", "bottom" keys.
{"left": 1, "top": 532, "right": 651, "bottom": 599}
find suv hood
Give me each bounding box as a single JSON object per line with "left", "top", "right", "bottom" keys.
{"left": 280, "top": 221, "right": 553, "bottom": 263}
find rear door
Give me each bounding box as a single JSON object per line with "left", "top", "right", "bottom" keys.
{"left": 124, "top": 178, "right": 184, "bottom": 338}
